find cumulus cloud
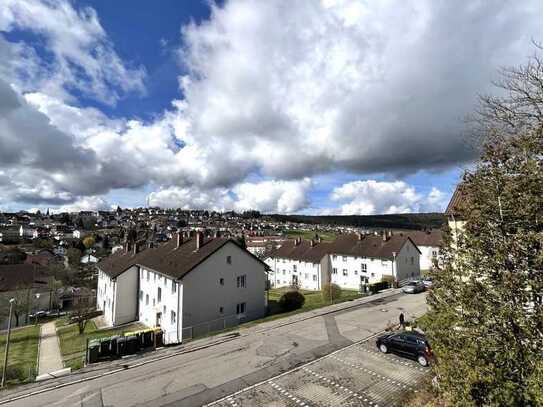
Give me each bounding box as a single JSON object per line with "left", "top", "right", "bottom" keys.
{"left": 148, "top": 178, "right": 312, "bottom": 214}
{"left": 55, "top": 196, "right": 111, "bottom": 213}
{"left": 0, "top": 0, "right": 145, "bottom": 104}
{"left": 1, "top": 0, "right": 543, "bottom": 212}
{"left": 330, "top": 180, "right": 447, "bottom": 215}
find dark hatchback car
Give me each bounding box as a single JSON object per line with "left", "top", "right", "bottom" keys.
{"left": 376, "top": 331, "right": 433, "bottom": 367}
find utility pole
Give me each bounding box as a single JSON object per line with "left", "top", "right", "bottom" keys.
{"left": 1, "top": 298, "right": 15, "bottom": 388}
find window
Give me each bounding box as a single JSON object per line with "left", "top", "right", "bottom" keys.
{"left": 172, "top": 281, "right": 177, "bottom": 294}
{"left": 146, "top": 270, "right": 150, "bottom": 281}
{"left": 163, "top": 305, "right": 166, "bottom": 314}
{"left": 219, "top": 306, "right": 224, "bottom": 314}
{"left": 139, "top": 290, "right": 143, "bottom": 301}
{"left": 237, "top": 275, "right": 246, "bottom": 288}
{"left": 410, "top": 257, "right": 414, "bottom": 265}
{"left": 293, "top": 265, "right": 297, "bottom": 273}
{"left": 332, "top": 268, "right": 337, "bottom": 274}
{"left": 432, "top": 250, "right": 437, "bottom": 257}
{"left": 145, "top": 294, "right": 149, "bottom": 305}
{"left": 313, "top": 275, "right": 317, "bottom": 281}
{"left": 153, "top": 298, "right": 156, "bottom": 306}
{"left": 157, "top": 287, "right": 162, "bottom": 303}
{"left": 236, "top": 302, "right": 246, "bottom": 315}
{"left": 282, "top": 259, "right": 286, "bottom": 263}
{"left": 354, "top": 270, "right": 358, "bottom": 275}
{"left": 226, "top": 256, "right": 232, "bottom": 264}
{"left": 343, "top": 269, "right": 348, "bottom": 276}
{"left": 283, "top": 270, "right": 286, "bottom": 275}
{"left": 304, "top": 273, "right": 309, "bottom": 279}
{"left": 219, "top": 278, "right": 224, "bottom": 285}
{"left": 343, "top": 256, "right": 347, "bottom": 262}
{"left": 171, "top": 310, "right": 176, "bottom": 324}
{"left": 371, "top": 272, "right": 375, "bottom": 277}
{"left": 361, "top": 263, "right": 367, "bottom": 272}
{"left": 154, "top": 273, "right": 157, "bottom": 282}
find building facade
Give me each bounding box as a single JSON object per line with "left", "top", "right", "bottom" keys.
{"left": 96, "top": 233, "right": 268, "bottom": 344}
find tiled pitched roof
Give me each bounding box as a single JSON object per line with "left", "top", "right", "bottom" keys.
{"left": 445, "top": 183, "right": 466, "bottom": 217}
{"left": 97, "top": 237, "right": 265, "bottom": 280}
{"left": 0, "top": 264, "right": 49, "bottom": 292}
{"left": 269, "top": 233, "right": 419, "bottom": 262}
{"left": 402, "top": 229, "right": 443, "bottom": 247}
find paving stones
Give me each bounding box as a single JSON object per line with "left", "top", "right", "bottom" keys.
{"left": 206, "top": 336, "right": 429, "bottom": 407}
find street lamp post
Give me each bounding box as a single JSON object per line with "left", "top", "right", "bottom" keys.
{"left": 1, "top": 298, "right": 15, "bottom": 388}
{"left": 34, "top": 293, "right": 41, "bottom": 325}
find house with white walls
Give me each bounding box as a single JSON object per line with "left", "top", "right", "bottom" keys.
{"left": 403, "top": 229, "right": 443, "bottom": 272}
{"left": 265, "top": 232, "right": 421, "bottom": 291}
{"left": 96, "top": 232, "right": 269, "bottom": 344}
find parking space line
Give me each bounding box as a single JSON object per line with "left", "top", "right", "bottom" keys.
{"left": 356, "top": 345, "right": 427, "bottom": 372}
{"left": 269, "top": 380, "right": 312, "bottom": 406}
{"left": 325, "top": 355, "right": 411, "bottom": 390}
{"left": 302, "top": 367, "right": 379, "bottom": 407}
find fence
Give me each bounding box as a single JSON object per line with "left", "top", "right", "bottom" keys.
{"left": 181, "top": 310, "right": 265, "bottom": 341}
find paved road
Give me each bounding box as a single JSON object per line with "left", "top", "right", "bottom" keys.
{"left": 1, "top": 292, "right": 427, "bottom": 407}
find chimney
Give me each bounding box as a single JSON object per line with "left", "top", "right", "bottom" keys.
{"left": 196, "top": 231, "right": 204, "bottom": 250}
{"left": 176, "top": 232, "right": 183, "bottom": 248}
{"left": 294, "top": 237, "right": 300, "bottom": 246}
{"left": 214, "top": 230, "right": 220, "bottom": 238}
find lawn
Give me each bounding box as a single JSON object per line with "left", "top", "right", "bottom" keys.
{"left": 242, "top": 287, "right": 362, "bottom": 328}
{"left": 56, "top": 320, "right": 145, "bottom": 370}
{"left": 0, "top": 325, "right": 40, "bottom": 386}
{"left": 285, "top": 230, "right": 337, "bottom": 242}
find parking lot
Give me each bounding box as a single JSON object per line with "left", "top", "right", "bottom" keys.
{"left": 207, "top": 334, "right": 429, "bottom": 407}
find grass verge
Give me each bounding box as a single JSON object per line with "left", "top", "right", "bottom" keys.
{"left": 56, "top": 320, "right": 145, "bottom": 370}
{"left": 0, "top": 325, "right": 40, "bottom": 386}
{"left": 285, "top": 230, "right": 337, "bottom": 242}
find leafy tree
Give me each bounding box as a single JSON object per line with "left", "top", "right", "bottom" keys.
{"left": 82, "top": 236, "right": 95, "bottom": 249}
{"left": 66, "top": 248, "right": 82, "bottom": 267}
{"left": 426, "top": 49, "right": 543, "bottom": 406}
{"left": 279, "top": 290, "right": 305, "bottom": 311}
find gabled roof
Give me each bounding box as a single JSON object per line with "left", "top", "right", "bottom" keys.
{"left": 269, "top": 233, "right": 420, "bottom": 262}
{"left": 97, "top": 237, "right": 267, "bottom": 280}
{"left": 403, "top": 229, "right": 443, "bottom": 248}
{"left": 445, "top": 183, "right": 466, "bottom": 217}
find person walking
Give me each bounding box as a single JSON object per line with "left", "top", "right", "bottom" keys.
{"left": 399, "top": 312, "right": 405, "bottom": 329}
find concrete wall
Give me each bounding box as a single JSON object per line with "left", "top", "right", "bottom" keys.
{"left": 137, "top": 266, "right": 181, "bottom": 344}
{"left": 394, "top": 239, "right": 421, "bottom": 282}
{"left": 114, "top": 266, "right": 138, "bottom": 325}
{"left": 182, "top": 242, "right": 267, "bottom": 331}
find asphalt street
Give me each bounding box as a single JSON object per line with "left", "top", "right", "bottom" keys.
{"left": 0, "top": 292, "right": 428, "bottom": 407}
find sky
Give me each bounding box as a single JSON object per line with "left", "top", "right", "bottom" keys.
{"left": 0, "top": 0, "right": 541, "bottom": 215}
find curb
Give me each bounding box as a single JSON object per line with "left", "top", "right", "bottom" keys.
{"left": 0, "top": 289, "right": 404, "bottom": 405}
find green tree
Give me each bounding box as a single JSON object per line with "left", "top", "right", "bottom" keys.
{"left": 426, "top": 50, "right": 543, "bottom": 406}
{"left": 82, "top": 236, "right": 95, "bottom": 249}
{"left": 66, "top": 248, "right": 82, "bottom": 267}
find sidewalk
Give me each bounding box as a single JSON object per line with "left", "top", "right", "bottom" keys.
{"left": 37, "top": 322, "right": 63, "bottom": 377}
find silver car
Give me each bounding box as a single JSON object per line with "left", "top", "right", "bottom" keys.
{"left": 402, "top": 280, "right": 425, "bottom": 294}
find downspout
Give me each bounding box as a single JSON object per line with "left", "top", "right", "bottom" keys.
{"left": 176, "top": 281, "right": 181, "bottom": 344}
{"left": 392, "top": 252, "right": 397, "bottom": 287}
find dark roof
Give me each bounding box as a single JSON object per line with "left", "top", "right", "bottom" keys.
{"left": 445, "top": 183, "right": 466, "bottom": 217}
{"left": 0, "top": 264, "right": 49, "bottom": 292}
{"left": 97, "top": 237, "right": 266, "bottom": 280}
{"left": 403, "top": 229, "right": 443, "bottom": 248}
{"left": 269, "top": 233, "right": 419, "bottom": 262}
{"left": 269, "top": 240, "right": 332, "bottom": 264}
{"left": 329, "top": 234, "right": 420, "bottom": 259}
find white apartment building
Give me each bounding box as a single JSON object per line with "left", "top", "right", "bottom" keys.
{"left": 96, "top": 232, "right": 269, "bottom": 344}
{"left": 403, "top": 230, "right": 442, "bottom": 272}
{"left": 266, "top": 233, "right": 421, "bottom": 291}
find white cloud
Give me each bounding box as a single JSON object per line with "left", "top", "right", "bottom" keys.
{"left": 147, "top": 178, "right": 312, "bottom": 214}
{"left": 55, "top": 196, "right": 110, "bottom": 213}
{"left": 330, "top": 180, "right": 446, "bottom": 215}
{"left": 0, "top": 0, "right": 145, "bottom": 104}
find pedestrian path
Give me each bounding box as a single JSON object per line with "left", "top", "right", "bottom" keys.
{"left": 37, "top": 322, "right": 63, "bottom": 377}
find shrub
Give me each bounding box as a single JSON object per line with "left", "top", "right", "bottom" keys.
{"left": 369, "top": 280, "right": 390, "bottom": 294}
{"left": 279, "top": 290, "right": 305, "bottom": 311}
{"left": 321, "top": 283, "right": 342, "bottom": 302}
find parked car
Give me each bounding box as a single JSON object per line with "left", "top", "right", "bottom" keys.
{"left": 402, "top": 280, "right": 425, "bottom": 294}
{"left": 376, "top": 331, "right": 433, "bottom": 366}
{"left": 422, "top": 277, "right": 433, "bottom": 289}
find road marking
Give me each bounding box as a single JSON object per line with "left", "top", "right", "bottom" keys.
{"left": 302, "top": 367, "right": 378, "bottom": 407}
{"left": 356, "top": 345, "right": 428, "bottom": 372}
{"left": 269, "top": 381, "right": 310, "bottom": 406}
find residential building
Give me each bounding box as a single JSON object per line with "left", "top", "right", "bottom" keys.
{"left": 0, "top": 227, "right": 20, "bottom": 244}
{"left": 403, "top": 229, "right": 443, "bottom": 272}
{"left": 266, "top": 232, "right": 421, "bottom": 291}
{"left": 445, "top": 183, "right": 466, "bottom": 247}
{"left": 96, "top": 232, "right": 268, "bottom": 344}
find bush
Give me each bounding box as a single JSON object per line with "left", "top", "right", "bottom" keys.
{"left": 279, "top": 290, "right": 305, "bottom": 311}
{"left": 321, "top": 283, "right": 342, "bottom": 302}
{"left": 369, "top": 280, "right": 390, "bottom": 294}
